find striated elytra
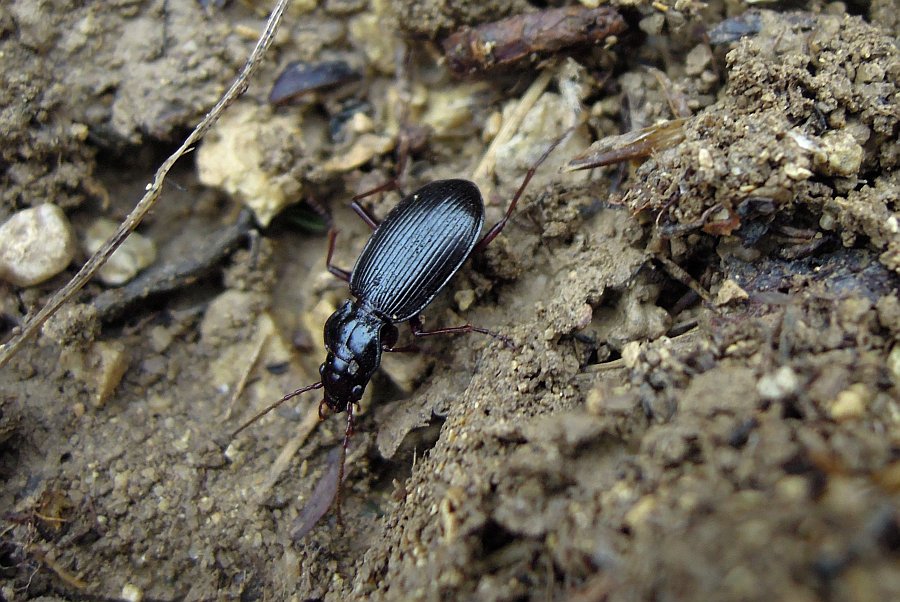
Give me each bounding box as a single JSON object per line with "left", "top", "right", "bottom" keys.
{"left": 351, "top": 180, "right": 484, "bottom": 323}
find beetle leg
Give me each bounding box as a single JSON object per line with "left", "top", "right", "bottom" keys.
{"left": 350, "top": 200, "right": 380, "bottom": 230}
{"left": 473, "top": 174, "right": 532, "bottom": 253}
{"left": 350, "top": 177, "right": 409, "bottom": 230}
{"left": 334, "top": 401, "right": 355, "bottom": 529}
{"left": 325, "top": 229, "right": 352, "bottom": 282}
{"left": 475, "top": 132, "right": 568, "bottom": 253}
{"left": 409, "top": 316, "right": 513, "bottom": 348}
{"left": 352, "top": 178, "right": 398, "bottom": 202}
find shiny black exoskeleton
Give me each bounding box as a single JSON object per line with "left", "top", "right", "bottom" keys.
{"left": 319, "top": 179, "right": 485, "bottom": 415}
{"left": 232, "top": 177, "right": 518, "bottom": 439}
{"left": 318, "top": 299, "right": 394, "bottom": 412}
{"left": 232, "top": 137, "right": 560, "bottom": 530}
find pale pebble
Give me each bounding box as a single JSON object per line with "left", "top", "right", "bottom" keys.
{"left": 83, "top": 218, "right": 157, "bottom": 286}
{"left": 0, "top": 204, "right": 76, "bottom": 287}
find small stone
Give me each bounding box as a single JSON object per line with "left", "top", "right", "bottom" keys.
{"left": 621, "top": 341, "right": 642, "bottom": 369}
{"left": 199, "top": 290, "right": 267, "bottom": 344}
{"left": 783, "top": 163, "right": 813, "bottom": 180}
{"left": 224, "top": 442, "right": 240, "bottom": 462}
{"left": 114, "top": 471, "right": 129, "bottom": 491}
{"left": 624, "top": 495, "right": 656, "bottom": 530}
{"left": 420, "top": 82, "right": 490, "bottom": 139}
{"left": 59, "top": 340, "right": 129, "bottom": 407}
{"left": 348, "top": 111, "right": 374, "bottom": 134}
{"left": 586, "top": 386, "right": 635, "bottom": 416}
{"left": 574, "top": 303, "right": 594, "bottom": 330}
{"left": 819, "top": 211, "right": 837, "bottom": 230}
{"left": 380, "top": 351, "right": 428, "bottom": 394}
{"left": 83, "top": 218, "right": 157, "bottom": 286}
{"left": 197, "top": 103, "right": 306, "bottom": 227}
{"left": 147, "top": 394, "right": 173, "bottom": 412}
{"left": 638, "top": 13, "right": 665, "bottom": 36}
{"left": 715, "top": 279, "right": 749, "bottom": 306}
{"left": 876, "top": 296, "right": 900, "bottom": 332}
{"left": 586, "top": 385, "right": 606, "bottom": 415}
{"left": 697, "top": 147, "right": 714, "bottom": 169}
{"left": 288, "top": 0, "right": 317, "bottom": 14}
{"left": 837, "top": 297, "right": 871, "bottom": 323}
{"left": 775, "top": 475, "right": 809, "bottom": 502}
{"left": 93, "top": 341, "right": 129, "bottom": 407}
{"left": 829, "top": 383, "right": 870, "bottom": 420}
{"left": 685, "top": 44, "right": 712, "bottom": 76}
{"left": 454, "top": 289, "right": 475, "bottom": 311}
{"left": 349, "top": 11, "right": 401, "bottom": 75}
{"left": 854, "top": 62, "right": 884, "bottom": 84}
{"left": 887, "top": 346, "right": 900, "bottom": 385}
{"left": 814, "top": 130, "right": 864, "bottom": 177}
{"left": 148, "top": 325, "right": 174, "bottom": 353}
{"left": 757, "top": 366, "right": 799, "bottom": 400}
{"left": 887, "top": 215, "right": 898, "bottom": 234}
{"left": 121, "top": 583, "right": 143, "bottom": 602}
{"left": 322, "top": 133, "right": 395, "bottom": 172}
{"left": 0, "top": 204, "right": 76, "bottom": 287}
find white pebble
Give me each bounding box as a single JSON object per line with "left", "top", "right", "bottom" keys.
{"left": 757, "top": 366, "right": 799, "bottom": 401}
{"left": 121, "top": 583, "right": 143, "bottom": 602}
{"left": 0, "top": 204, "right": 76, "bottom": 287}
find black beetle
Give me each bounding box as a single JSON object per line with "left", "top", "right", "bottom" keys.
{"left": 234, "top": 137, "right": 562, "bottom": 522}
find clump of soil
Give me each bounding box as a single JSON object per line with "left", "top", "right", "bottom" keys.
{"left": 627, "top": 10, "right": 900, "bottom": 272}
{"left": 1, "top": 2, "right": 898, "bottom": 601}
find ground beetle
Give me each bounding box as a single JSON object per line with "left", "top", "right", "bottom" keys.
{"left": 234, "top": 137, "right": 562, "bottom": 520}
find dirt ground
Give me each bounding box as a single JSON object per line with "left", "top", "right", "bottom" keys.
{"left": 1, "top": 1, "right": 898, "bottom": 600}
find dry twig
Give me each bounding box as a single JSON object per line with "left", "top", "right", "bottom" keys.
{"left": 254, "top": 402, "right": 322, "bottom": 506}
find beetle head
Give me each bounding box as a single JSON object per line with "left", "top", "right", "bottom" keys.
{"left": 319, "top": 300, "right": 390, "bottom": 413}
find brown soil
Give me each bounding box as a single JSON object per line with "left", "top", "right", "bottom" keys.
{"left": 1, "top": 1, "right": 898, "bottom": 601}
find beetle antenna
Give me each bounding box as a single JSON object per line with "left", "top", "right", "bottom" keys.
{"left": 231, "top": 381, "right": 324, "bottom": 438}
{"left": 516, "top": 124, "right": 577, "bottom": 195}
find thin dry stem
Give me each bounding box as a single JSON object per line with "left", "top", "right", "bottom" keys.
{"left": 255, "top": 402, "right": 323, "bottom": 506}
{"left": 655, "top": 254, "right": 713, "bottom": 304}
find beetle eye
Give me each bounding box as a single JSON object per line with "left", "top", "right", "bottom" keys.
{"left": 318, "top": 364, "right": 326, "bottom": 376}
{"left": 351, "top": 385, "right": 363, "bottom": 398}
